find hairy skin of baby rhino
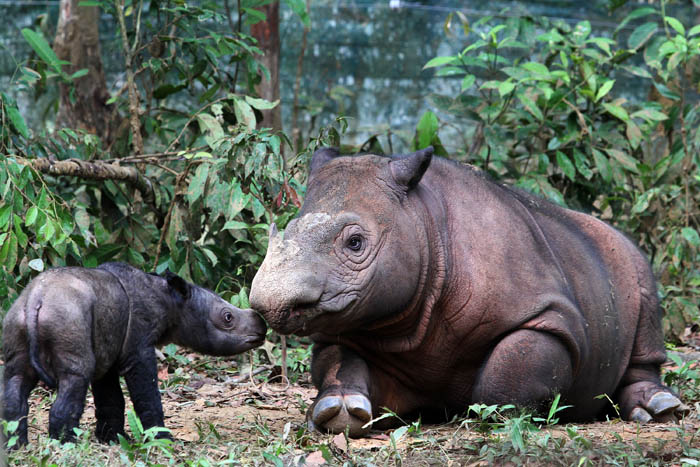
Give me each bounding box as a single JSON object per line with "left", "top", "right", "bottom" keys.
{"left": 250, "top": 146, "right": 686, "bottom": 437}
{"left": 2, "top": 262, "right": 266, "bottom": 446}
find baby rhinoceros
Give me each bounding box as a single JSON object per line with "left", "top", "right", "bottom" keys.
{"left": 2, "top": 262, "right": 266, "bottom": 446}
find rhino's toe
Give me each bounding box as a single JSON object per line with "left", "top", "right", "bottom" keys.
{"left": 646, "top": 391, "right": 682, "bottom": 417}
{"left": 310, "top": 393, "right": 372, "bottom": 437}
{"left": 629, "top": 407, "right": 653, "bottom": 423}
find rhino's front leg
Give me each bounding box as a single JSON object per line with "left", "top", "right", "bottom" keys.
{"left": 92, "top": 365, "right": 126, "bottom": 443}
{"left": 122, "top": 347, "right": 171, "bottom": 439}
{"left": 309, "top": 343, "right": 372, "bottom": 437}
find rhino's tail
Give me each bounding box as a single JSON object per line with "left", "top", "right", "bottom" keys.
{"left": 25, "top": 297, "right": 57, "bottom": 389}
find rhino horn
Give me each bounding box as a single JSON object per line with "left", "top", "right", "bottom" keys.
{"left": 389, "top": 146, "right": 434, "bottom": 190}
{"left": 309, "top": 147, "right": 341, "bottom": 175}
{"left": 269, "top": 222, "right": 279, "bottom": 239}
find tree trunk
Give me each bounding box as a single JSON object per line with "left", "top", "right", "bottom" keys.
{"left": 250, "top": 2, "right": 282, "bottom": 133}
{"left": 53, "top": 0, "right": 118, "bottom": 145}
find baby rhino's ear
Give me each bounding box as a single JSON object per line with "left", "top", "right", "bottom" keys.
{"left": 165, "top": 271, "right": 191, "bottom": 300}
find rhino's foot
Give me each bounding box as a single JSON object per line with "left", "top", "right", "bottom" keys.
{"left": 308, "top": 393, "right": 372, "bottom": 438}
{"left": 626, "top": 390, "right": 689, "bottom": 423}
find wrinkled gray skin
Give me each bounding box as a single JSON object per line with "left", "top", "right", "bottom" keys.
{"left": 250, "top": 146, "right": 686, "bottom": 437}
{"left": 2, "top": 262, "right": 266, "bottom": 446}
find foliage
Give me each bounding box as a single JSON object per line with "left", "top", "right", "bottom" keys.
{"left": 664, "top": 352, "right": 700, "bottom": 400}
{"left": 419, "top": 1, "right": 700, "bottom": 341}
{"left": 0, "top": 0, "right": 339, "bottom": 328}
{"left": 118, "top": 410, "right": 174, "bottom": 463}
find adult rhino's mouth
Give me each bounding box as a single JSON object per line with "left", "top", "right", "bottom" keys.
{"left": 269, "top": 296, "right": 358, "bottom": 336}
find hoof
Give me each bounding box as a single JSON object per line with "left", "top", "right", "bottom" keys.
{"left": 310, "top": 393, "right": 372, "bottom": 437}
{"left": 646, "top": 392, "right": 682, "bottom": 417}
{"left": 629, "top": 407, "right": 653, "bottom": 423}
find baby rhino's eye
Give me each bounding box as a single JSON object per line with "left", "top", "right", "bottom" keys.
{"left": 346, "top": 234, "right": 363, "bottom": 251}
{"left": 223, "top": 311, "right": 233, "bottom": 323}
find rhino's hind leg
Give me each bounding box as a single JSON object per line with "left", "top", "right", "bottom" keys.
{"left": 49, "top": 374, "right": 89, "bottom": 442}
{"left": 92, "top": 366, "right": 126, "bottom": 443}
{"left": 616, "top": 270, "right": 687, "bottom": 423}
{"left": 616, "top": 365, "right": 687, "bottom": 423}
{"left": 2, "top": 360, "right": 38, "bottom": 448}
{"left": 472, "top": 329, "right": 574, "bottom": 412}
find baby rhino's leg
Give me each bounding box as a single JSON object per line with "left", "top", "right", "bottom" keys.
{"left": 92, "top": 365, "right": 126, "bottom": 443}
{"left": 2, "top": 354, "right": 38, "bottom": 448}
{"left": 49, "top": 375, "right": 90, "bottom": 442}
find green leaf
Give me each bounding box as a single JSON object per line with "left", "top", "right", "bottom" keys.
{"left": 233, "top": 98, "right": 256, "bottom": 131}
{"left": 627, "top": 22, "right": 658, "bottom": 50}
{"left": 187, "top": 164, "right": 209, "bottom": 204}
{"left": 631, "top": 108, "right": 668, "bottom": 121}
{"left": 498, "top": 80, "right": 515, "bottom": 97}
{"left": 681, "top": 227, "right": 700, "bottom": 247}
{"left": 244, "top": 96, "right": 279, "bottom": 110}
{"left": 688, "top": 24, "right": 700, "bottom": 37}
{"left": 573, "top": 149, "right": 593, "bottom": 180}
{"left": 196, "top": 113, "right": 225, "bottom": 150}
{"left": 0, "top": 232, "right": 18, "bottom": 270}
{"left": 423, "top": 56, "right": 459, "bottom": 69}
{"left": 166, "top": 206, "right": 183, "bottom": 252}
{"left": 622, "top": 65, "right": 652, "bottom": 79}
{"left": 28, "top": 258, "right": 44, "bottom": 272}
{"left": 617, "top": 7, "right": 657, "bottom": 34}
{"left": 227, "top": 182, "right": 251, "bottom": 220}
{"left": 631, "top": 187, "right": 660, "bottom": 214}
{"left": 521, "top": 61, "right": 551, "bottom": 78}
{"left": 415, "top": 111, "right": 439, "bottom": 150}
{"left": 282, "top": 0, "right": 310, "bottom": 27}
{"left": 78, "top": 0, "right": 102, "bottom": 5}
{"left": 153, "top": 83, "right": 186, "bottom": 99}
{"left": 222, "top": 220, "right": 248, "bottom": 231}
{"left": 664, "top": 16, "right": 685, "bottom": 36}
{"left": 626, "top": 121, "right": 642, "bottom": 150}
{"left": 591, "top": 149, "right": 612, "bottom": 182}
{"left": 604, "top": 148, "right": 639, "bottom": 174}
{"left": 7, "top": 107, "right": 29, "bottom": 138}
{"left": 595, "top": 80, "right": 615, "bottom": 102}
{"left": 21, "top": 29, "right": 62, "bottom": 72}
{"left": 602, "top": 103, "right": 629, "bottom": 122}
{"left": 518, "top": 94, "right": 543, "bottom": 121}
{"left": 69, "top": 69, "right": 89, "bottom": 80}
{"left": 556, "top": 151, "right": 576, "bottom": 181}
{"left": 25, "top": 205, "right": 38, "bottom": 226}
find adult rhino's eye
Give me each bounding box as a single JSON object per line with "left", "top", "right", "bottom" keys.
{"left": 346, "top": 234, "right": 364, "bottom": 252}
{"left": 223, "top": 311, "right": 234, "bottom": 323}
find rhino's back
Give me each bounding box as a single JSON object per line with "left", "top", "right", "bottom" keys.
{"left": 418, "top": 160, "right": 657, "bottom": 407}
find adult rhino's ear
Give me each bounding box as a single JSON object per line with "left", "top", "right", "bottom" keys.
{"left": 389, "top": 146, "right": 433, "bottom": 190}
{"left": 165, "top": 271, "right": 191, "bottom": 301}
{"left": 309, "top": 147, "right": 341, "bottom": 176}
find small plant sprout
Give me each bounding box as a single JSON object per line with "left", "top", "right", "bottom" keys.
{"left": 533, "top": 394, "right": 573, "bottom": 425}
{"left": 118, "top": 410, "right": 174, "bottom": 464}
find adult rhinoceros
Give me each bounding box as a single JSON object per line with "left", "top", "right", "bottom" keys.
{"left": 250, "top": 146, "right": 685, "bottom": 437}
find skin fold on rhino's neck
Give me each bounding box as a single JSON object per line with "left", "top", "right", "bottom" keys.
{"left": 330, "top": 181, "right": 450, "bottom": 353}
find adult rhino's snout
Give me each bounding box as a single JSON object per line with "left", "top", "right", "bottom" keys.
{"left": 250, "top": 268, "right": 325, "bottom": 315}
{"left": 250, "top": 226, "right": 328, "bottom": 333}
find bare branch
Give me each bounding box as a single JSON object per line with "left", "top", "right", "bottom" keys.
{"left": 18, "top": 157, "right": 154, "bottom": 205}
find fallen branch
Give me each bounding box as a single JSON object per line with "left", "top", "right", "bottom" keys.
{"left": 18, "top": 157, "right": 155, "bottom": 205}
{"left": 226, "top": 364, "right": 273, "bottom": 385}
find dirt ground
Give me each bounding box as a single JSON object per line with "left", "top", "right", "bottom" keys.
{"left": 9, "top": 342, "right": 700, "bottom": 465}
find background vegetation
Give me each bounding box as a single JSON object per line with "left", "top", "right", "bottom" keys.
{"left": 0, "top": 0, "right": 698, "bottom": 464}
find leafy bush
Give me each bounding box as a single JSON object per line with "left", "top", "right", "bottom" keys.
{"left": 419, "top": 3, "right": 699, "bottom": 341}
{"left": 0, "top": 1, "right": 323, "bottom": 321}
